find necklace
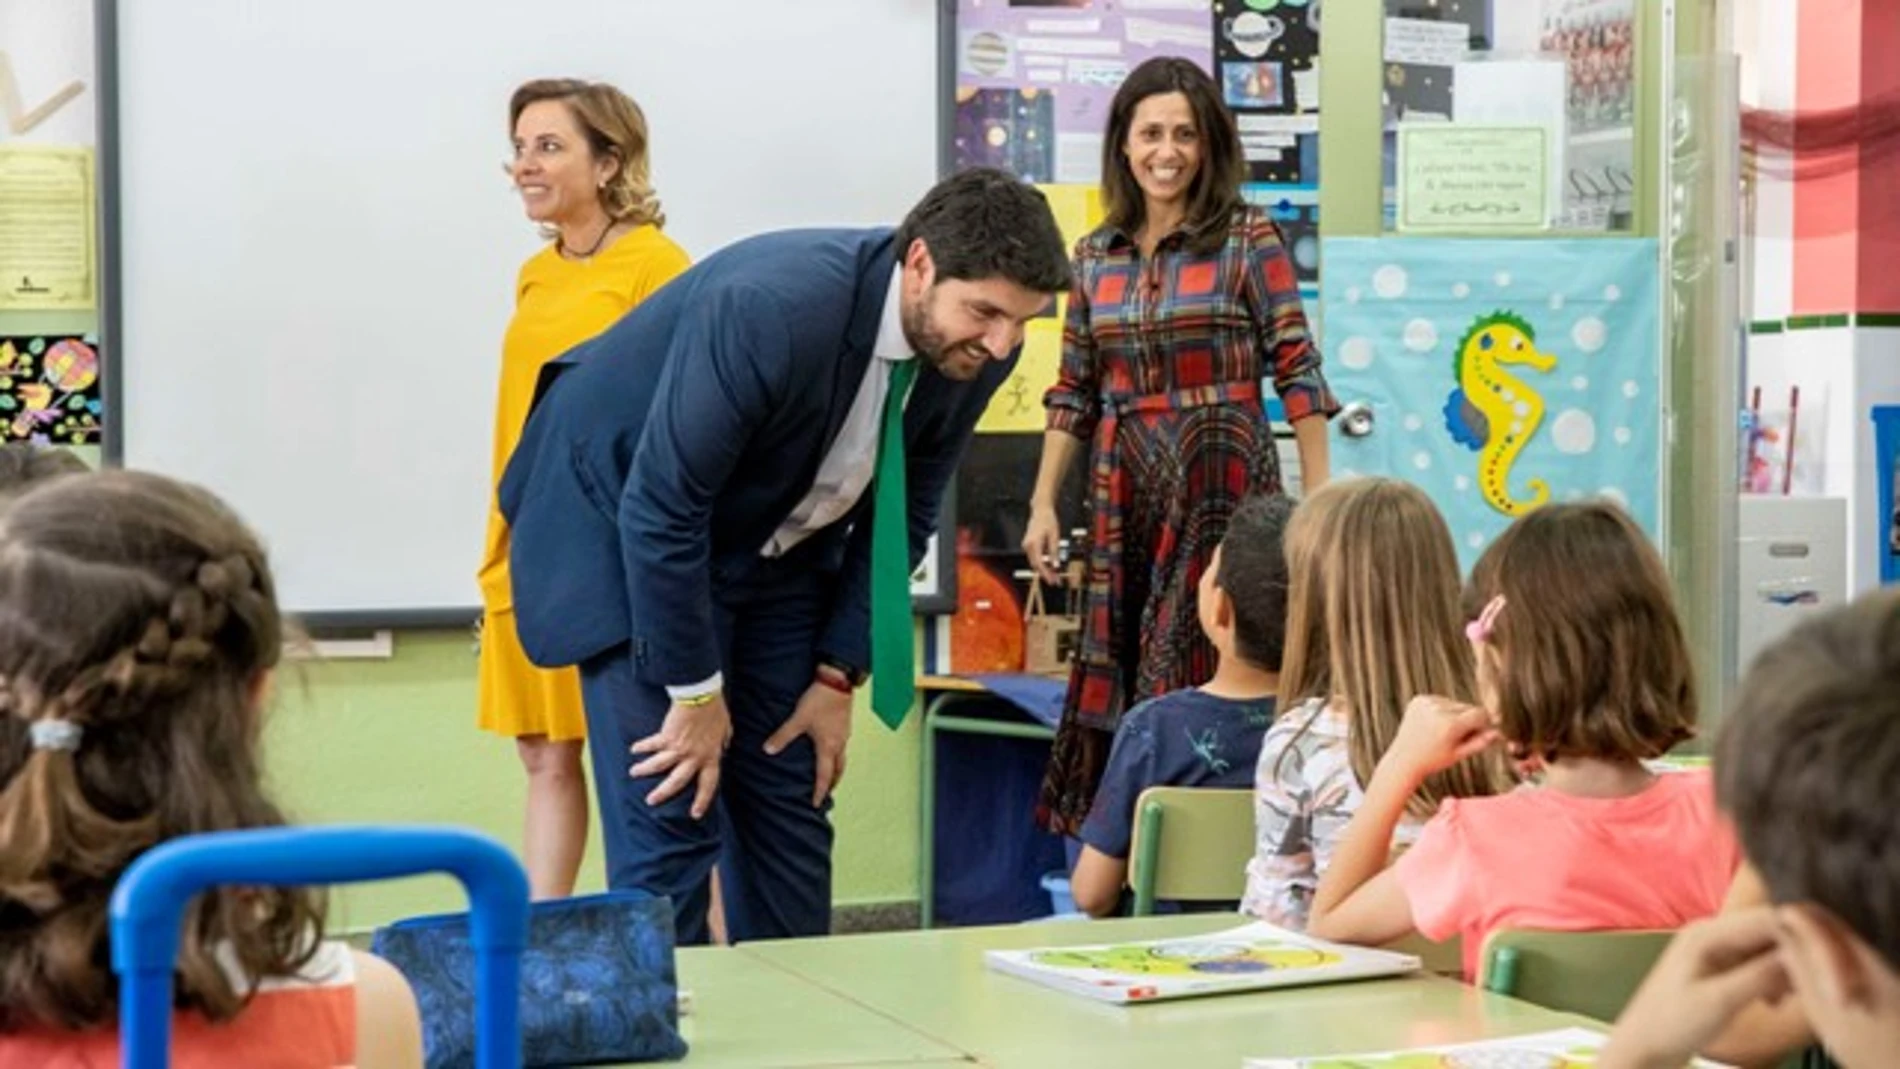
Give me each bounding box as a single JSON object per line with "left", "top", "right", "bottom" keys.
{"left": 560, "top": 217, "right": 617, "bottom": 262}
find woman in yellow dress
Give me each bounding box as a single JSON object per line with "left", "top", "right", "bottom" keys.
{"left": 480, "top": 79, "right": 690, "bottom": 899}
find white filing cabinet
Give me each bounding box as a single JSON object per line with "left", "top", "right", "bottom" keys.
{"left": 1737, "top": 496, "right": 1848, "bottom": 675}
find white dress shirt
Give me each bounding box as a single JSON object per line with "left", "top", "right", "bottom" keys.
{"left": 667, "top": 269, "right": 915, "bottom": 701}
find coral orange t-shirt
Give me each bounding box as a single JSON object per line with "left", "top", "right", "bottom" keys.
{"left": 0, "top": 940, "right": 357, "bottom": 1068}
{"left": 1394, "top": 769, "right": 1741, "bottom": 979}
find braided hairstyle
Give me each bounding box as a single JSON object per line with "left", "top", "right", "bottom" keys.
{"left": 0, "top": 470, "right": 321, "bottom": 1031}
{"left": 0, "top": 443, "right": 86, "bottom": 507}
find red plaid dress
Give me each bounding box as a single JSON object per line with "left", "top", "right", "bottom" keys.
{"left": 1036, "top": 205, "right": 1338, "bottom": 835}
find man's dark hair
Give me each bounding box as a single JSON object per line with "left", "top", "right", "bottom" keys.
{"left": 1716, "top": 588, "right": 1900, "bottom": 971}
{"left": 894, "top": 167, "right": 1072, "bottom": 294}
{"left": 1214, "top": 494, "right": 1293, "bottom": 672}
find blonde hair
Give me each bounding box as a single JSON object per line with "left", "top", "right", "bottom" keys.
{"left": 1277, "top": 478, "right": 1514, "bottom": 815}
{"left": 509, "top": 78, "right": 665, "bottom": 231}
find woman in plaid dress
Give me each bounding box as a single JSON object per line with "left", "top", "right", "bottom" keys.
{"left": 1027, "top": 58, "right": 1338, "bottom": 835}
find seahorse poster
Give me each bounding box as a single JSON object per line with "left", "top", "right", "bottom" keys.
{"left": 0, "top": 335, "right": 102, "bottom": 444}
{"left": 1317, "top": 238, "right": 1659, "bottom": 566}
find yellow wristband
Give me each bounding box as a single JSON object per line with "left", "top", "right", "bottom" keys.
{"left": 676, "top": 691, "right": 719, "bottom": 708}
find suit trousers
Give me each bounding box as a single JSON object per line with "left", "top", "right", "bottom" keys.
{"left": 578, "top": 557, "right": 836, "bottom": 944}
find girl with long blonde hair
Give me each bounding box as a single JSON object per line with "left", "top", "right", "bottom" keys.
{"left": 1241, "top": 477, "right": 1512, "bottom": 928}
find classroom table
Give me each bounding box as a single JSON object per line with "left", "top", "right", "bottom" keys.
{"left": 734, "top": 914, "right": 1607, "bottom": 1069}
{"left": 916, "top": 674, "right": 1059, "bottom": 928}
{"left": 673, "top": 946, "right": 965, "bottom": 1066}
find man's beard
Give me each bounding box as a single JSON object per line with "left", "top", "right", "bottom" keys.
{"left": 902, "top": 294, "right": 989, "bottom": 382}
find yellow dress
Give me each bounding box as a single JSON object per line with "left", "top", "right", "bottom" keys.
{"left": 477, "top": 225, "right": 690, "bottom": 740}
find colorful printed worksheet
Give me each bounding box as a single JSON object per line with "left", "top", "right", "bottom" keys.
{"left": 984, "top": 922, "right": 1420, "bottom": 1004}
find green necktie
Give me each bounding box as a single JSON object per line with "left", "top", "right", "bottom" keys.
{"left": 870, "top": 358, "right": 920, "bottom": 729}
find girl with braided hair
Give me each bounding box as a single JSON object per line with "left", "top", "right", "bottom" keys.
{"left": 0, "top": 470, "right": 422, "bottom": 1068}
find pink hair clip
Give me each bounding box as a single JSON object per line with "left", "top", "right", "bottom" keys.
{"left": 1465, "top": 595, "right": 1507, "bottom": 644}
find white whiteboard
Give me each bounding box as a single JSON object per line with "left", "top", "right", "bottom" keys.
{"left": 107, "top": 0, "right": 941, "bottom": 622}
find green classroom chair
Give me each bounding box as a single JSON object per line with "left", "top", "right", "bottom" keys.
{"left": 1381, "top": 931, "right": 1464, "bottom": 977}
{"left": 1127, "top": 787, "right": 1253, "bottom": 916}
{"left": 1478, "top": 928, "right": 1674, "bottom": 1024}
{"left": 1483, "top": 929, "right": 1829, "bottom": 1069}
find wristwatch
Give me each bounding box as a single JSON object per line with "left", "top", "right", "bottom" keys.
{"left": 816, "top": 655, "right": 868, "bottom": 689}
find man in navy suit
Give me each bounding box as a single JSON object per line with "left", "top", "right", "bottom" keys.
{"left": 500, "top": 169, "right": 1071, "bottom": 941}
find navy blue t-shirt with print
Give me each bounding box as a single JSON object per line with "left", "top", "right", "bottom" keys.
{"left": 1078, "top": 689, "right": 1276, "bottom": 861}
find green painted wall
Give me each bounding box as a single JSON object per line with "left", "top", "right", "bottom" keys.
{"left": 263, "top": 631, "right": 922, "bottom": 934}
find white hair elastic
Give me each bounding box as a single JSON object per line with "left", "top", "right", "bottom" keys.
{"left": 28, "top": 719, "right": 83, "bottom": 752}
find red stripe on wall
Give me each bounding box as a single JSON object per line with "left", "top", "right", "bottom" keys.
{"left": 1858, "top": 0, "right": 1900, "bottom": 310}
{"left": 1793, "top": 0, "right": 1862, "bottom": 314}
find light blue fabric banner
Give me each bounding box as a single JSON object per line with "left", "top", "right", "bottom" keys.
{"left": 1318, "top": 237, "right": 1662, "bottom": 568}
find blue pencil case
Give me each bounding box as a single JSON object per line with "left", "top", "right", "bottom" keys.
{"left": 372, "top": 890, "right": 688, "bottom": 1066}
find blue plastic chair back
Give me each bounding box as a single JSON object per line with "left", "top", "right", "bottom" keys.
{"left": 109, "top": 825, "right": 529, "bottom": 1069}
{"left": 1876, "top": 405, "right": 1899, "bottom": 585}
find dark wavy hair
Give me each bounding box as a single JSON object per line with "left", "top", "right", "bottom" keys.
{"left": 1098, "top": 57, "right": 1245, "bottom": 255}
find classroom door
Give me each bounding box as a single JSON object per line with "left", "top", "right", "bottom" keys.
{"left": 1316, "top": 237, "right": 1663, "bottom": 567}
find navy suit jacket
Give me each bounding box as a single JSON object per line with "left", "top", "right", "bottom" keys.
{"left": 498, "top": 228, "right": 1013, "bottom": 686}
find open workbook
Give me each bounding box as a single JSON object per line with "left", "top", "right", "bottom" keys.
{"left": 982, "top": 921, "right": 1420, "bottom": 1004}
{"left": 1244, "top": 1027, "right": 1732, "bottom": 1068}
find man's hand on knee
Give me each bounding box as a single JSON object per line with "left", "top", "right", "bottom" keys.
{"left": 631, "top": 694, "right": 734, "bottom": 820}
{"left": 764, "top": 679, "right": 855, "bottom": 807}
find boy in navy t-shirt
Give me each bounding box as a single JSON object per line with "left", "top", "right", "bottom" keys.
{"left": 1070, "top": 494, "right": 1293, "bottom": 917}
